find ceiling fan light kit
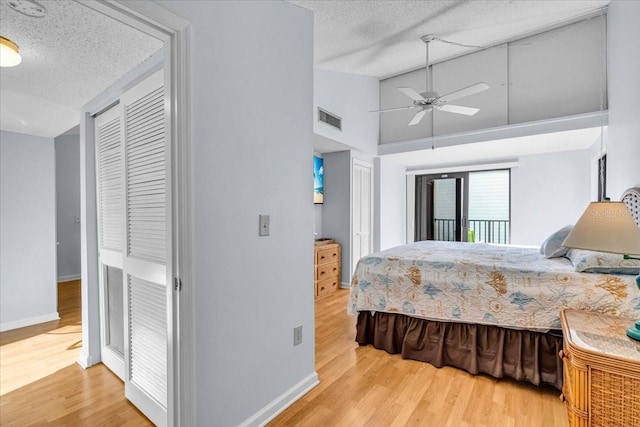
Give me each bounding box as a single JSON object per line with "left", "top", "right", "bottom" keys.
{"left": 0, "top": 36, "right": 22, "bottom": 67}
{"left": 371, "top": 34, "right": 490, "bottom": 126}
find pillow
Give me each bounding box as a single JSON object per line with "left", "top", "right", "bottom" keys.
{"left": 539, "top": 225, "right": 573, "bottom": 258}
{"left": 566, "top": 249, "right": 640, "bottom": 275}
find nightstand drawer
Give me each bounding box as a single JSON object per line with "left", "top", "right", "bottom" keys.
{"left": 316, "top": 244, "right": 340, "bottom": 265}
{"left": 316, "top": 263, "right": 339, "bottom": 281}
{"left": 316, "top": 277, "right": 339, "bottom": 297}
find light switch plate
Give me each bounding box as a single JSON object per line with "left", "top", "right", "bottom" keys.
{"left": 259, "top": 214, "right": 270, "bottom": 236}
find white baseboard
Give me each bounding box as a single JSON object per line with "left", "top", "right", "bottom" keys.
{"left": 0, "top": 312, "right": 60, "bottom": 332}
{"left": 239, "top": 372, "right": 319, "bottom": 427}
{"left": 58, "top": 275, "right": 81, "bottom": 283}
{"left": 340, "top": 282, "right": 350, "bottom": 289}
{"left": 77, "top": 350, "right": 97, "bottom": 369}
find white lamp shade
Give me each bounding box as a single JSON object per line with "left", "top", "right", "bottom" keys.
{"left": 562, "top": 201, "right": 640, "bottom": 255}
{"left": 0, "top": 36, "right": 22, "bottom": 67}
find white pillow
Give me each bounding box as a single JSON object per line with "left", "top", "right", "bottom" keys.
{"left": 539, "top": 225, "right": 573, "bottom": 258}
{"left": 566, "top": 249, "right": 640, "bottom": 275}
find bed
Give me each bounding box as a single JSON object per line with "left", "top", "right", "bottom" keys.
{"left": 349, "top": 189, "right": 640, "bottom": 390}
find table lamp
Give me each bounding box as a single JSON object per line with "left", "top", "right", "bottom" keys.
{"left": 562, "top": 200, "right": 640, "bottom": 340}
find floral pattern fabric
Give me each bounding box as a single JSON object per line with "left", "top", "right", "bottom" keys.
{"left": 348, "top": 241, "right": 640, "bottom": 331}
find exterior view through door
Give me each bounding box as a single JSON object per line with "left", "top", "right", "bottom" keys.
{"left": 94, "top": 70, "right": 172, "bottom": 427}
{"left": 415, "top": 169, "right": 510, "bottom": 244}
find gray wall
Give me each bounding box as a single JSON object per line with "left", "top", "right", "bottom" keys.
{"left": 322, "top": 151, "right": 352, "bottom": 285}
{"left": 607, "top": 0, "right": 640, "bottom": 198}
{"left": 155, "top": 1, "right": 315, "bottom": 425}
{"left": 313, "top": 152, "right": 323, "bottom": 238}
{"left": 1, "top": 130, "right": 58, "bottom": 331}
{"left": 55, "top": 131, "right": 81, "bottom": 281}
{"left": 380, "top": 18, "right": 606, "bottom": 144}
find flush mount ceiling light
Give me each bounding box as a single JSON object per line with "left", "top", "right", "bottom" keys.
{"left": 7, "top": 0, "right": 47, "bottom": 18}
{"left": 0, "top": 36, "right": 22, "bottom": 67}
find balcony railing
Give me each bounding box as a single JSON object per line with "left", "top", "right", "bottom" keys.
{"left": 434, "top": 218, "right": 510, "bottom": 244}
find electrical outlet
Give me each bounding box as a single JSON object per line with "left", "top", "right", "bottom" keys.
{"left": 293, "top": 325, "right": 302, "bottom": 346}
{"left": 259, "top": 214, "right": 270, "bottom": 236}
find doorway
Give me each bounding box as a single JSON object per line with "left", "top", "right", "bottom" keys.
{"left": 77, "top": 2, "right": 192, "bottom": 426}
{"left": 414, "top": 169, "right": 511, "bottom": 244}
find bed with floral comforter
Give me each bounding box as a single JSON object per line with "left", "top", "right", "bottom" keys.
{"left": 349, "top": 240, "right": 640, "bottom": 331}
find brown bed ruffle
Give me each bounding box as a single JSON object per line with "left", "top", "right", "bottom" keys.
{"left": 356, "top": 311, "right": 563, "bottom": 390}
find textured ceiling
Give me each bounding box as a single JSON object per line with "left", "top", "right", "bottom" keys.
{"left": 0, "top": 0, "right": 162, "bottom": 138}
{"left": 290, "top": 0, "right": 609, "bottom": 78}
{"left": 0, "top": 1, "right": 610, "bottom": 139}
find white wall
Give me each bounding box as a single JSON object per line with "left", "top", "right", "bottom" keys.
{"left": 374, "top": 157, "right": 406, "bottom": 252}
{"left": 606, "top": 0, "right": 640, "bottom": 198}
{"left": 155, "top": 1, "right": 315, "bottom": 425}
{"left": 314, "top": 69, "right": 379, "bottom": 155}
{"left": 511, "top": 149, "right": 591, "bottom": 246}
{"left": 55, "top": 131, "right": 81, "bottom": 281}
{"left": 0, "top": 131, "right": 58, "bottom": 331}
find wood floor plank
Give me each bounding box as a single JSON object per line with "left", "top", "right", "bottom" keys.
{"left": 269, "top": 289, "right": 568, "bottom": 427}
{"left": 0, "top": 280, "right": 152, "bottom": 426}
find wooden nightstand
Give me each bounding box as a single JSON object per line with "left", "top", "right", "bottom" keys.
{"left": 314, "top": 242, "right": 340, "bottom": 299}
{"left": 559, "top": 309, "right": 640, "bottom": 427}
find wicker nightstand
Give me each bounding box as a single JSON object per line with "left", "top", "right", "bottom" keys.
{"left": 559, "top": 309, "right": 640, "bottom": 427}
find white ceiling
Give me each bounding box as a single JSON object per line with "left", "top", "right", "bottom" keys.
{"left": 290, "top": 0, "right": 609, "bottom": 78}
{"left": 0, "top": 0, "right": 162, "bottom": 138}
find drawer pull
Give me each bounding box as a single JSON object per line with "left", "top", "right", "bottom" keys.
{"left": 320, "top": 255, "right": 325, "bottom": 260}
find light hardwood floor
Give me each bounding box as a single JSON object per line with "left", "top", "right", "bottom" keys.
{"left": 0, "top": 280, "right": 151, "bottom": 426}
{"left": 1, "top": 282, "right": 568, "bottom": 426}
{"left": 269, "top": 289, "right": 569, "bottom": 427}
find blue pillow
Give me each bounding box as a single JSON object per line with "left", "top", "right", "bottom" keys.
{"left": 540, "top": 225, "right": 573, "bottom": 258}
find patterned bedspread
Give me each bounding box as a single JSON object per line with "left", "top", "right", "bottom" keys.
{"left": 348, "top": 241, "right": 640, "bottom": 331}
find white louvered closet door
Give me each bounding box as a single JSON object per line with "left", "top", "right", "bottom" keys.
{"left": 351, "top": 160, "right": 373, "bottom": 276}
{"left": 95, "top": 105, "right": 126, "bottom": 380}
{"left": 121, "top": 70, "right": 171, "bottom": 427}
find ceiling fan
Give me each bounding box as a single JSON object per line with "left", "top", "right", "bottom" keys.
{"left": 371, "top": 35, "right": 489, "bottom": 126}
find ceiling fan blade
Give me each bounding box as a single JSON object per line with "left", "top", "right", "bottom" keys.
{"left": 408, "top": 108, "right": 429, "bottom": 126}
{"left": 439, "top": 82, "right": 489, "bottom": 103}
{"left": 369, "top": 105, "right": 419, "bottom": 113}
{"left": 398, "top": 87, "right": 425, "bottom": 102}
{"left": 437, "top": 104, "right": 479, "bottom": 116}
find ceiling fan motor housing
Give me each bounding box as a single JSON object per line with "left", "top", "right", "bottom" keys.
{"left": 418, "top": 91, "right": 440, "bottom": 104}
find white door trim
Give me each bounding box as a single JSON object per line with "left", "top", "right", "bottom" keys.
{"left": 350, "top": 159, "right": 373, "bottom": 284}
{"left": 77, "top": 1, "right": 193, "bottom": 426}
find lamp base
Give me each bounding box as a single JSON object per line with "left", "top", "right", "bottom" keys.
{"left": 627, "top": 321, "right": 640, "bottom": 341}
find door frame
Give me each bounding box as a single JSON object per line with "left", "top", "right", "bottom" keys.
{"left": 77, "top": 1, "right": 193, "bottom": 425}
{"left": 413, "top": 172, "right": 469, "bottom": 242}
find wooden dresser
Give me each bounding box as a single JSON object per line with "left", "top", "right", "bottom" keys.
{"left": 314, "top": 242, "right": 340, "bottom": 299}
{"left": 559, "top": 309, "right": 640, "bottom": 427}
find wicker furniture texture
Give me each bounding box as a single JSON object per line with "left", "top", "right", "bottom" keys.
{"left": 560, "top": 309, "right": 640, "bottom": 427}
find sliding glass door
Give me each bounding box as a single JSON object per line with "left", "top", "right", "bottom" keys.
{"left": 415, "top": 169, "right": 511, "bottom": 244}
{"left": 415, "top": 173, "right": 467, "bottom": 242}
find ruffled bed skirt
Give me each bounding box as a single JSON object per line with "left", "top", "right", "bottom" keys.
{"left": 356, "top": 311, "right": 563, "bottom": 390}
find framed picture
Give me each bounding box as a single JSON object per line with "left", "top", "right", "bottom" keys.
{"left": 314, "top": 156, "right": 324, "bottom": 204}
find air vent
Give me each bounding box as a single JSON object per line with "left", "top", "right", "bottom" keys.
{"left": 318, "top": 108, "right": 342, "bottom": 130}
